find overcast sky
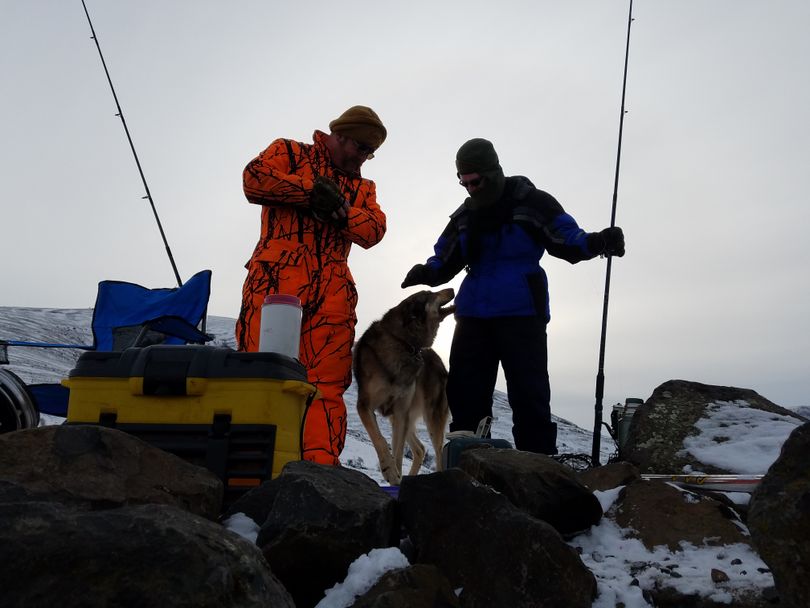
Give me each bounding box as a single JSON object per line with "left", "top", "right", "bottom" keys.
{"left": 2, "top": 1, "right": 808, "bottom": 430}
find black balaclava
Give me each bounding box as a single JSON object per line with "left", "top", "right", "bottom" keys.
{"left": 455, "top": 138, "right": 506, "bottom": 210}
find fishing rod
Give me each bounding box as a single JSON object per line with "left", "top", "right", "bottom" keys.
{"left": 641, "top": 474, "right": 764, "bottom": 494}
{"left": 591, "top": 0, "right": 633, "bottom": 467}
{"left": 80, "top": 0, "right": 183, "bottom": 287}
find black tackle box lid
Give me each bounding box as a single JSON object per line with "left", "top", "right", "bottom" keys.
{"left": 69, "top": 345, "right": 308, "bottom": 382}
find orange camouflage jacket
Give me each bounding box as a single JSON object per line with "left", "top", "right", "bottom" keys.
{"left": 243, "top": 130, "right": 386, "bottom": 276}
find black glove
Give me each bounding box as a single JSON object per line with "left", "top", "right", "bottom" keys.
{"left": 590, "top": 226, "right": 625, "bottom": 257}
{"left": 401, "top": 264, "right": 430, "bottom": 288}
{"left": 309, "top": 176, "right": 347, "bottom": 222}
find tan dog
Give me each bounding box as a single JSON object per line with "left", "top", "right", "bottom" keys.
{"left": 353, "top": 289, "right": 455, "bottom": 485}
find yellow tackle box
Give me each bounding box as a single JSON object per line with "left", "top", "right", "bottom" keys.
{"left": 64, "top": 345, "right": 316, "bottom": 505}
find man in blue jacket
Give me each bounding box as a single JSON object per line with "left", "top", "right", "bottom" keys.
{"left": 401, "top": 138, "right": 624, "bottom": 455}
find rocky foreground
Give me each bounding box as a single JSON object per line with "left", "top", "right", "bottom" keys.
{"left": 0, "top": 379, "right": 808, "bottom": 607}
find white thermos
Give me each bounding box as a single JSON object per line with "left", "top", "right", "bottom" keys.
{"left": 258, "top": 294, "right": 302, "bottom": 358}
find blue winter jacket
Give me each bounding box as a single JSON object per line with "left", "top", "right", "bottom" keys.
{"left": 422, "top": 176, "right": 600, "bottom": 321}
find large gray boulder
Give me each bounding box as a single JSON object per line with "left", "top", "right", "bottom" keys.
{"left": 0, "top": 501, "right": 293, "bottom": 607}
{"left": 456, "top": 447, "right": 602, "bottom": 535}
{"left": 615, "top": 479, "right": 749, "bottom": 551}
{"left": 748, "top": 422, "right": 810, "bottom": 608}
{"left": 0, "top": 424, "right": 222, "bottom": 519}
{"left": 256, "top": 460, "right": 399, "bottom": 608}
{"left": 623, "top": 380, "right": 804, "bottom": 474}
{"left": 399, "top": 468, "right": 596, "bottom": 608}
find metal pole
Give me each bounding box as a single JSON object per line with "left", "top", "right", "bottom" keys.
{"left": 591, "top": 0, "right": 633, "bottom": 466}
{"left": 80, "top": 0, "right": 183, "bottom": 287}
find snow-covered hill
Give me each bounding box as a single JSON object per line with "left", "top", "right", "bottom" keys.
{"left": 0, "top": 306, "right": 613, "bottom": 481}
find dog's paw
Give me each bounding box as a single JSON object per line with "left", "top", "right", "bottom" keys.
{"left": 381, "top": 466, "right": 402, "bottom": 486}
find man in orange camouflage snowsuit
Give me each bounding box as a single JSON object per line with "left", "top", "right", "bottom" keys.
{"left": 236, "top": 106, "right": 387, "bottom": 465}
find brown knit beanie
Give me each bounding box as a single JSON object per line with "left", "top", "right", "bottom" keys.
{"left": 455, "top": 138, "right": 501, "bottom": 174}
{"left": 329, "top": 106, "right": 387, "bottom": 149}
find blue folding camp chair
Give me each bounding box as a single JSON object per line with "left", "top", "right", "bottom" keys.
{"left": 0, "top": 270, "right": 214, "bottom": 421}
{"left": 89, "top": 269, "right": 213, "bottom": 351}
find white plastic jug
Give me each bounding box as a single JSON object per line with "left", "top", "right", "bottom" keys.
{"left": 258, "top": 294, "right": 302, "bottom": 358}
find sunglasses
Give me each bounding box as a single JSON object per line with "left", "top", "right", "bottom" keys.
{"left": 351, "top": 139, "right": 376, "bottom": 159}
{"left": 459, "top": 176, "right": 485, "bottom": 188}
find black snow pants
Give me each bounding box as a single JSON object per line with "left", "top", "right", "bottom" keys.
{"left": 447, "top": 315, "right": 558, "bottom": 455}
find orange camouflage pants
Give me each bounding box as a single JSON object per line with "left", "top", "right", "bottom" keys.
{"left": 235, "top": 256, "right": 356, "bottom": 466}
